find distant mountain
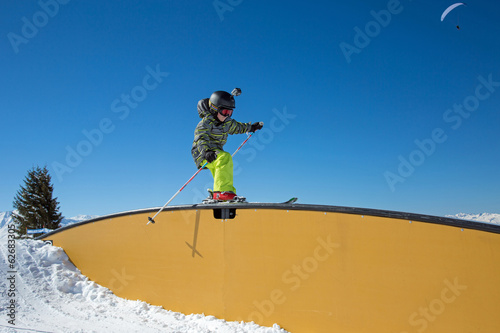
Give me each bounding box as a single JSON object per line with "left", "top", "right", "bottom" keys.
{"left": 0, "top": 211, "right": 13, "bottom": 229}
{"left": 0, "top": 211, "right": 99, "bottom": 231}
{"left": 446, "top": 213, "right": 500, "bottom": 225}
{"left": 60, "top": 214, "right": 99, "bottom": 227}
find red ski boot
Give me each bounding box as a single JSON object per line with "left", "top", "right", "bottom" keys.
{"left": 213, "top": 191, "right": 237, "bottom": 201}
{"left": 202, "top": 190, "right": 246, "bottom": 204}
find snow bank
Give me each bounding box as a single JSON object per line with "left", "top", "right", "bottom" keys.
{"left": 0, "top": 213, "right": 288, "bottom": 333}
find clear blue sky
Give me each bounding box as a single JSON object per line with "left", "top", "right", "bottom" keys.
{"left": 1, "top": 0, "right": 499, "bottom": 218}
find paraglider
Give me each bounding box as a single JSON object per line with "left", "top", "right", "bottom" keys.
{"left": 441, "top": 3, "right": 467, "bottom": 30}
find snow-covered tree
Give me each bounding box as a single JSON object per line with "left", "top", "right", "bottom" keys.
{"left": 12, "top": 166, "right": 63, "bottom": 236}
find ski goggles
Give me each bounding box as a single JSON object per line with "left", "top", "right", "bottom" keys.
{"left": 219, "top": 108, "right": 233, "bottom": 117}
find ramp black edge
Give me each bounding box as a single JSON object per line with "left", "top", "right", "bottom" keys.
{"left": 37, "top": 203, "right": 500, "bottom": 240}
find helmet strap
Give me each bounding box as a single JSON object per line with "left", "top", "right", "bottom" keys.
{"left": 208, "top": 100, "right": 219, "bottom": 113}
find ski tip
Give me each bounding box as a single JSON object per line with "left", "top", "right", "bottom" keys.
{"left": 281, "top": 197, "right": 298, "bottom": 204}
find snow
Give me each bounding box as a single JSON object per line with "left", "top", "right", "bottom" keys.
{"left": 0, "top": 212, "right": 288, "bottom": 333}
{"left": 1, "top": 210, "right": 498, "bottom": 332}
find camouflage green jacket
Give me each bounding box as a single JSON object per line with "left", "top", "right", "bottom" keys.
{"left": 191, "top": 98, "right": 251, "bottom": 168}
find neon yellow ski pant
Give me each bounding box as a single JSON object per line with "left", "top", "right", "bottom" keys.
{"left": 203, "top": 150, "right": 236, "bottom": 193}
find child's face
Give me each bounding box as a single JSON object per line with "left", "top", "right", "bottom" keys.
{"left": 217, "top": 112, "right": 229, "bottom": 122}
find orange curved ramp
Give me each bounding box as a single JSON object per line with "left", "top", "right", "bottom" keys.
{"left": 42, "top": 204, "right": 500, "bottom": 332}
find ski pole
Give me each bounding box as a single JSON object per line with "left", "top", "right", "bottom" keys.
{"left": 232, "top": 122, "right": 263, "bottom": 157}
{"left": 147, "top": 161, "right": 208, "bottom": 224}
{"left": 147, "top": 124, "right": 262, "bottom": 225}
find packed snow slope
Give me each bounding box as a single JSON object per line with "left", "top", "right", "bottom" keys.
{"left": 0, "top": 212, "right": 287, "bottom": 333}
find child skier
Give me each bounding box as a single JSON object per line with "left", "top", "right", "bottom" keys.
{"left": 191, "top": 89, "right": 263, "bottom": 201}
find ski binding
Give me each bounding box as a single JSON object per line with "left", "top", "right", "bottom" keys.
{"left": 202, "top": 196, "right": 247, "bottom": 204}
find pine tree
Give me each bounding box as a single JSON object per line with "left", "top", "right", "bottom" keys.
{"left": 12, "top": 166, "right": 63, "bottom": 236}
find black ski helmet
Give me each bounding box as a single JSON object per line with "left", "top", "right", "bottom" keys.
{"left": 209, "top": 91, "right": 235, "bottom": 111}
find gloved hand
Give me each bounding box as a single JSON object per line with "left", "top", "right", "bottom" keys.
{"left": 249, "top": 122, "right": 264, "bottom": 133}
{"left": 204, "top": 150, "right": 217, "bottom": 163}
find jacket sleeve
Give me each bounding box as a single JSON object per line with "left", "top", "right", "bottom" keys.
{"left": 227, "top": 119, "right": 252, "bottom": 135}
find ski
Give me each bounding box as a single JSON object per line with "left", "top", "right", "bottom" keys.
{"left": 201, "top": 196, "right": 298, "bottom": 205}
{"left": 201, "top": 196, "right": 247, "bottom": 205}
